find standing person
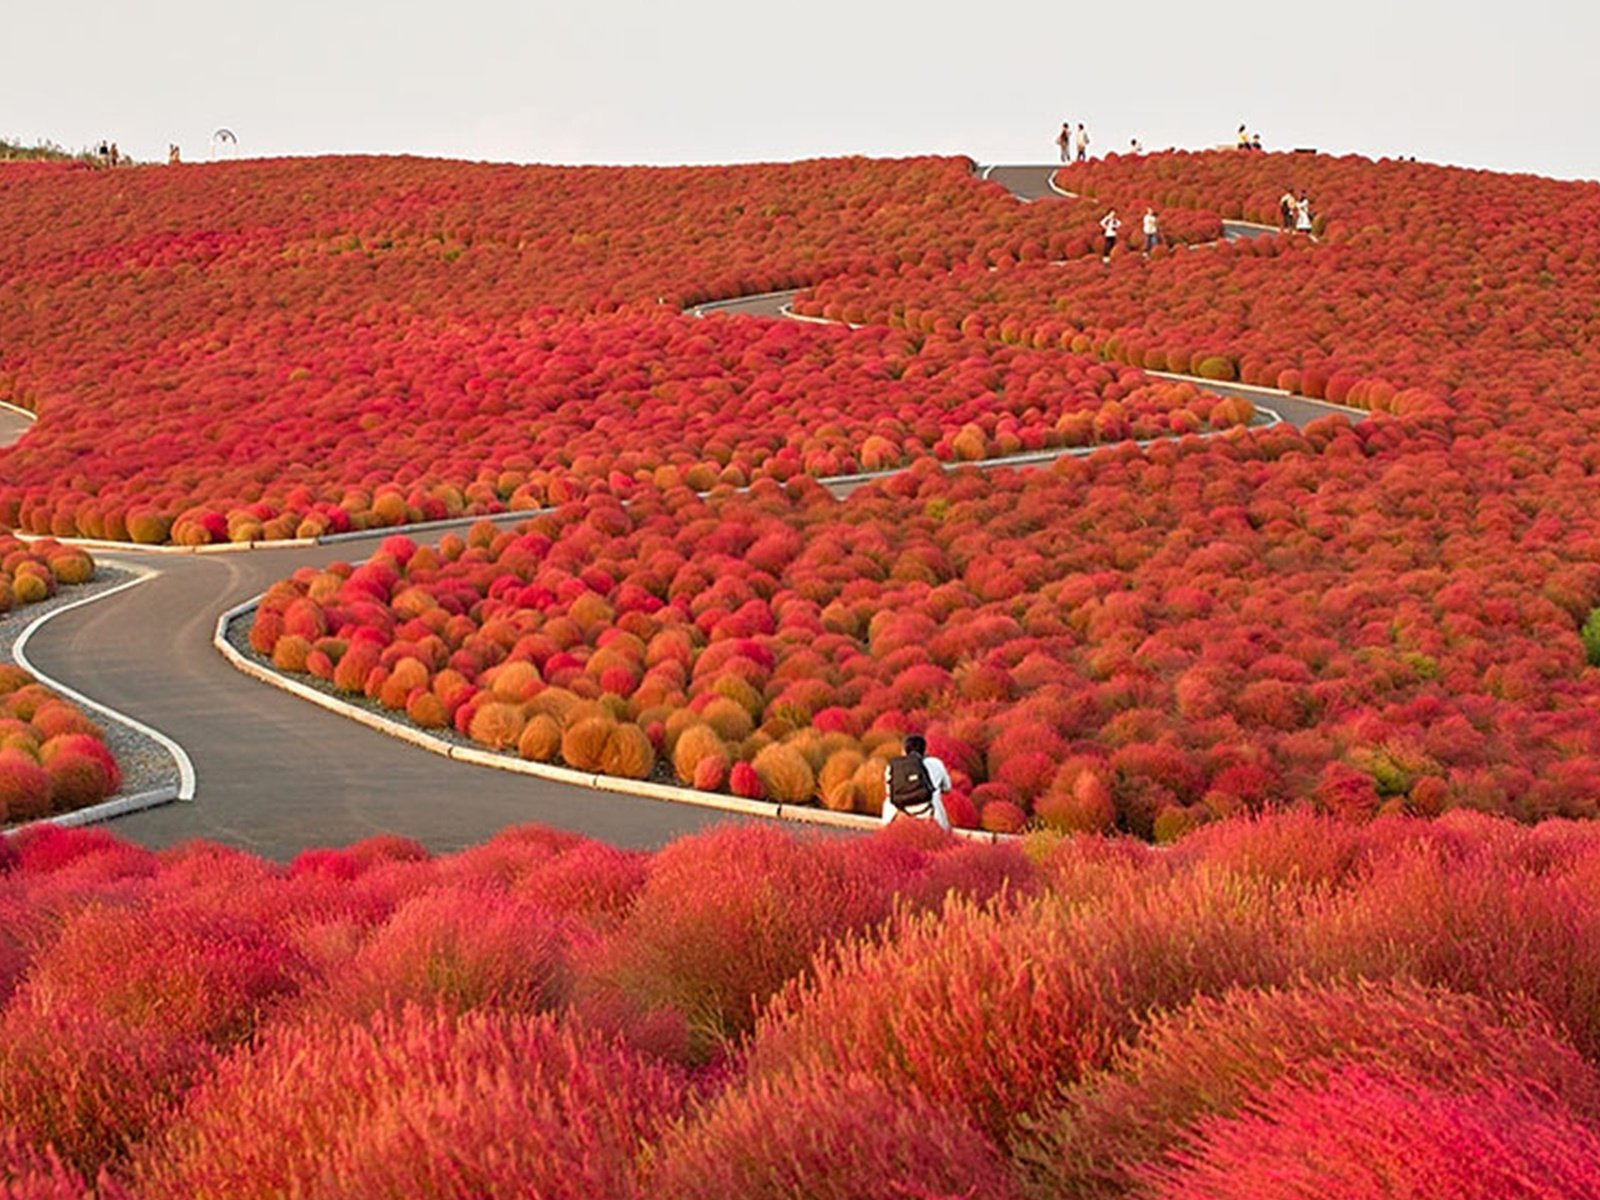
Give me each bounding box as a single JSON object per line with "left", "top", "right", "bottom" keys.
{"left": 1237, "top": 124, "right": 1250, "bottom": 150}
{"left": 168, "top": 143, "right": 182, "bottom": 164}
{"left": 881, "top": 734, "right": 952, "bottom": 832}
{"left": 1100, "top": 208, "right": 1121, "bottom": 257}
{"left": 1056, "top": 121, "right": 1073, "bottom": 163}
{"left": 1279, "top": 189, "right": 1297, "bottom": 230}
{"left": 1295, "top": 191, "right": 1313, "bottom": 233}
{"left": 1075, "top": 123, "right": 1090, "bottom": 163}
{"left": 1250, "top": 132, "right": 1263, "bottom": 152}
{"left": 1130, "top": 137, "right": 1144, "bottom": 155}
{"left": 1142, "top": 207, "right": 1160, "bottom": 251}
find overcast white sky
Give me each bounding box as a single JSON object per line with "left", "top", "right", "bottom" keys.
{"left": 5, "top": 0, "right": 1595, "bottom": 179}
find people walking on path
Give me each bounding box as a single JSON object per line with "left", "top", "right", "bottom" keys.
{"left": 1295, "top": 191, "right": 1314, "bottom": 233}
{"left": 881, "top": 734, "right": 952, "bottom": 832}
{"left": 1279, "top": 189, "right": 1297, "bottom": 230}
{"left": 1057, "top": 122, "right": 1073, "bottom": 163}
{"left": 1075, "top": 123, "right": 1090, "bottom": 163}
{"left": 1101, "top": 209, "right": 1121, "bottom": 257}
{"left": 1143, "top": 207, "right": 1160, "bottom": 251}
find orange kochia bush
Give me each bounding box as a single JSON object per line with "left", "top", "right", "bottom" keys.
{"left": 253, "top": 393, "right": 1600, "bottom": 834}
{"left": 2, "top": 814, "right": 1600, "bottom": 1195}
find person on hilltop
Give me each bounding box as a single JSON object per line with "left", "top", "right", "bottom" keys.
{"left": 1130, "top": 136, "right": 1144, "bottom": 155}
{"left": 1237, "top": 124, "right": 1251, "bottom": 150}
{"left": 1143, "top": 207, "right": 1160, "bottom": 251}
{"left": 169, "top": 143, "right": 182, "bottom": 165}
{"left": 881, "top": 734, "right": 952, "bottom": 832}
{"left": 1057, "top": 121, "right": 1073, "bottom": 163}
{"left": 1100, "top": 208, "right": 1121, "bottom": 258}
{"left": 1279, "top": 188, "right": 1297, "bottom": 230}
{"left": 1296, "top": 190, "right": 1314, "bottom": 233}
{"left": 1250, "top": 132, "right": 1263, "bottom": 152}
{"left": 1075, "top": 123, "right": 1090, "bottom": 163}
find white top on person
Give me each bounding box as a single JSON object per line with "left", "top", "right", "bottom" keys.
{"left": 881, "top": 734, "right": 953, "bottom": 832}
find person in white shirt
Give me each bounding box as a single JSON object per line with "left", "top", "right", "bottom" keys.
{"left": 1075, "top": 123, "right": 1090, "bottom": 162}
{"left": 1100, "top": 209, "right": 1121, "bottom": 258}
{"left": 1129, "top": 137, "right": 1143, "bottom": 155}
{"left": 1142, "top": 207, "right": 1159, "bottom": 251}
{"left": 1296, "top": 192, "right": 1313, "bottom": 233}
{"left": 880, "top": 734, "right": 952, "bottom": 832}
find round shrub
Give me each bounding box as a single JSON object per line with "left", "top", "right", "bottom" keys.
{"left": 561, "top": 716, "right": 616, "bottom": 772}
{"left": 699, "top": 697, "right": 756, "bottom": 743}
{"left": 818, "top": 749, "right": 865, "bottom": 812}
{"left": 1140, "top": 1068, "right": 1600, "bottom": 1200}
{"left": 468, "top": 701, "right": 526, "bottom": 752}
{"left": 0, "top": 751, "right": 52, "bottom": 824}
{"left": 650, "top": 1069, "right": 1021, "bottom": 1200}
{"left": 316, "top": 888, "right": 571, "bottom": 1020}
{"left": 691, "top": 752, "right": 729, "bottom": 792}
{"left": 132, "top": 1008, "right": 686, "bottom": 1200}
{"left": 1194, "top": 356, "right": 1237, "bottom": 382}
{"left": 1018, "top": 979, "right": 1600, "bottom": 1200}
{"left": 671, "top": 723, "right": 725, "bottom": 784}
{"left": 518, "top": 713, "right": 563, "bottom": 763}
{"left": 599, "top": 723, "right": 656, "bottom": 780}
{"left": 751, "top": 744, "right": 816, "bottom": 805}
{"left": 43, "top": 751, "right": 114, "bottom": 811}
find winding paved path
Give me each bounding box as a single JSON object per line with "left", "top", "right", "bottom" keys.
{"left": 9, "top": 164, "right": 1363, "bottom": 858}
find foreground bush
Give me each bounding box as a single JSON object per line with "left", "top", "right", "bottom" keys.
{"left": 1, "top": 813, "right": 1599, "bottom": 1192}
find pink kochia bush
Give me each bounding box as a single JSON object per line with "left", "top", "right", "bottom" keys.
{"left": 4, "top": 812, "right": 1600, "bottom": 1194}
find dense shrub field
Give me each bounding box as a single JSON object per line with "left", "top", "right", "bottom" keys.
{"left": 0, "top": 156, "right": 1219, "bottom": 543}
{"left": 251, "top": 400, "right": 1600, "bottom": 835}
{"left": 4, "top": 812, "right": 1600, "bottom": 1195}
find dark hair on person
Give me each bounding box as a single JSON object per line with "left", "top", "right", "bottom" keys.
{"left": 905, "top": 734, "right": 927, "bottom": 755}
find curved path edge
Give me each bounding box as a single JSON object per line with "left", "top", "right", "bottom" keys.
{"left": 213, "top": 598, "right": 1005, "bottom": 844}
{"left": 12, "top": 568, "right": 198, "bottom": 800}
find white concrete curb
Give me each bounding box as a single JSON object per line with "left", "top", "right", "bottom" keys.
{"left": 0, "top": 399, "right": 37, "bottom": 424}
{"left": 214, "top": 598, "right": 1004, "bottom": 842}
{"left": 11, "top": 566, "right": 198, "bottom": 800}
{"left": 4, "top": 786, "right": 181, "bottom": 837}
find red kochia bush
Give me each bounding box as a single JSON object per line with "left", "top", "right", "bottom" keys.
{"left": 649, "top": 1069, "right": 1023, "bottom": 1200}
{"left": 0, "top": 1004, "right": 208, "bottom": 1178}
{"left": 17, "top": 901, "right": 307, "bottom": 1045}
{"left": 313, "top": 887, "right": 572, "bottom": 1019}
{"left": 1141, "top": 1067, "right": 1600, "bottom": 1200}
{"left": 746, "top": 868, "right": 1297, "bottom": 1143}
{"left": 1017, "top": 979, "right": 1600, "bottom": 1200}
{"left": 582, "top": 824, "right": 900, "bottom": 1059}
{"left": 132, "top": 1007, "right": 687, "bottom": 1200}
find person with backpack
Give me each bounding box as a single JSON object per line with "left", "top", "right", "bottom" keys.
{"left": 881, "top": 734, "right": 952, "bottom": 832}
{"left": 1056, "top": 121, "right": 1073, "bottom": 163}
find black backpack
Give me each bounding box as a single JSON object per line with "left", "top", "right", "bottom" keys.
{"left": 886, "top": 754, "right": 935, "bottom": 816}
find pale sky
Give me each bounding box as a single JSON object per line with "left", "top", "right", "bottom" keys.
{"left": 5, "top": 0, "right": 1595, "bottom": 180}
